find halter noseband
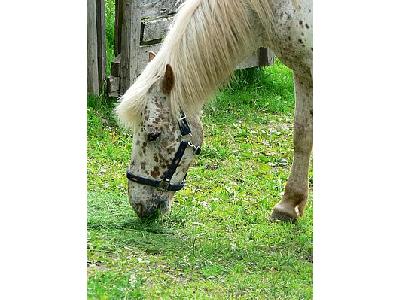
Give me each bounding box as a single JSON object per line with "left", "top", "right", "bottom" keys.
{"left": 126, "top": 112, "right": 201, "bottom": 191}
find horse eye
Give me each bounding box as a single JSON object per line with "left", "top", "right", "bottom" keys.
{"left": 147, "top": 132, "right": 161, "bottom": 141}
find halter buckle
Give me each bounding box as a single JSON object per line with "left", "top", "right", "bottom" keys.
{"left": 159, "top": 179, "right": 170, "bottom": 190}
{"left": 178, "top": 112, "right": 192, "bottom": 136}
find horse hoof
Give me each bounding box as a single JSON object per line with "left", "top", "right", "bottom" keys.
{"left": 270, "top": 205, "right": 298, "bottom": 223}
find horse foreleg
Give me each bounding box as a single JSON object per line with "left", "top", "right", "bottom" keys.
{"left": 271, "top": 73, "right": 313, "bottom": 221}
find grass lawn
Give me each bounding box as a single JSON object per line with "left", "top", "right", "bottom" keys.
{"left": 87, "top": 60, "right": 313, "bottom": 299}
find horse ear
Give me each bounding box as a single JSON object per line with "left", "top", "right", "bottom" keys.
{"left": 162, "top": 64, "right": 175, "bottom": 94}
{"left": 148, "top": 51, "right": 156, "bottom": 62}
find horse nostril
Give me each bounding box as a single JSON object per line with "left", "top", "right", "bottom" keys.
{"left": 158, "top": 199, "right": 168, "bottom": 211}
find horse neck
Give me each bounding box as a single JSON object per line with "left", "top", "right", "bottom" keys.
{"left": 156, "top": 0, "right": 264, "bottom": 120}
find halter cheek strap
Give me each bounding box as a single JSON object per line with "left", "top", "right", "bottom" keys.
{"left": 126, "top": 112, "right": 201, "bottom": 191}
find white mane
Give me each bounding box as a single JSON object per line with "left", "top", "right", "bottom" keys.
{"left": 116, "top": 0, "right": 279, "bottom": 129}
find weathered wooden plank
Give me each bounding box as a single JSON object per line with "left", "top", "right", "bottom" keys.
{"left": 87, "top": 0, "right": 99, "bottom": 95}
{"left": 236, "top": 52, "right": 259, "bottom": 70}
{"left": 140, "top": 16, "right": 173, "bottom": 45}
{"left": 258, "top": 47, "right": 275, "bottom": 66}
{"left": 114, "top": 0, "right": 123, "bottom": 55}
{"left": 111, "top": 54, "right": 121, "bottom": 77}
{"left": 138, "top": 0, "right": 180, "bottom": 19}
{"left": 107, "top": 76, "right": 120, "bottom": 98}
{"left": 120, "top": 0, "right": 142, "bottom": 94}
{"left": 236, "top": 48, "right": 275, "bottom": 69}
{"left": 96, "top": 0, "right": 106, "bottom": 91}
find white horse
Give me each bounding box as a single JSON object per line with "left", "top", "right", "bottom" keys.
{"left": 116, "top": 0, "right": 312, "bottom": 221}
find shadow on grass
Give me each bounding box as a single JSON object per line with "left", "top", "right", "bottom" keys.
{"left": 88, "top": 192, "right": 312, "bottom": 264}
{"left": 88, "top": 216, "right": 175, "bottom": 234}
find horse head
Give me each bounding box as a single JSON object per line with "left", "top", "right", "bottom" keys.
{"left": 124, "top": 53, "right": 203, "bottom": 218}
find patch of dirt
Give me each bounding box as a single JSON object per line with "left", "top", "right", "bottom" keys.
{"left": 87, "top": 260, "right": 108, "bottom": 274}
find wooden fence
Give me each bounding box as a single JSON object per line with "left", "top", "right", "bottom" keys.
{"left": 87, "top": 0, "right": 106, "bottom": 95}
{"left": 88, "top": 0, "right": 275, "bottom": 97}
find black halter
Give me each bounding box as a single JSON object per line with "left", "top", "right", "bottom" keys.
{"left": 126, "top": 113, "right": 201, "bottom": 191}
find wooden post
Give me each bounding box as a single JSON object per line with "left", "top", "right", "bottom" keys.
{"left": 120, "top": 0, "right": 141, "bottom": 94}
{"left": 258, "top": 47, "right": 275, "bottom": 66}
{"left": 114, "top": 0, "right": 123, "bottom": 56}
{"left": 87, "top": 0, "right": 99, "bottom": 95}
{"left": 96, "top": 0, "right": 106, "bottom": 91}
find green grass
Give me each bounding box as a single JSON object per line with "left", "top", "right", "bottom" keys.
{"left": 87, "top": 61, "right": 313, "bottom": 299}
{"left": 105, "top": 0, "right": 115, "bottom": 76}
